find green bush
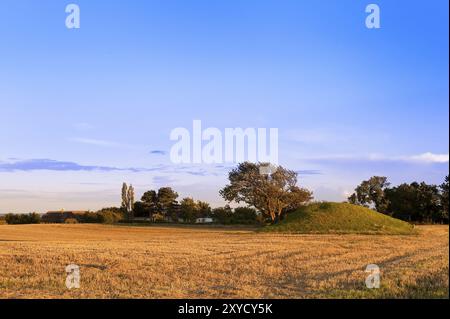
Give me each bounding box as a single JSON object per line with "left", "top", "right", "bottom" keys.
{"left": 79, "top": 209, "right": 124, "bottom": 224}
{"left": 81, "top": 211, "right": 102, "bottom": 223}
{"left": 212, "top": 206, "right": 233, "bottom": 224}
{"left": 64, "top": 218, "right": 79, "bottom": 224}
{"left": 212, "top": 206, "right": 259, "bottom": 225}
{"left": 232, "top": 207, "right": 258, "bottom": 224}
{"left": 5, "top": 213, "right": 41, "bottom": 225}
{"left": 98, "top": 210, "right": 123, "bottom": 224}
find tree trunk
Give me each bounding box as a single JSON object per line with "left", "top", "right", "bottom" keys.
{"left": 275, "top": 208, "right": 283, "bottom": 223}
{"left": 268, "top": 210, "right": 276, "bottom": 223}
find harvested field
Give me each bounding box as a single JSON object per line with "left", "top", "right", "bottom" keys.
{"left": 0, "top": 224, "right": 448, "bottom": 298}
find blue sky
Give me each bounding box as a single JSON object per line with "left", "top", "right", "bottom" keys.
{"left": 0, "top": 0, "right": 448, "bottom": 213}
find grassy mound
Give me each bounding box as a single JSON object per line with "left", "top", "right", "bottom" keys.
{"left": 262, "top": 202, "right": 416, "bottom": 235}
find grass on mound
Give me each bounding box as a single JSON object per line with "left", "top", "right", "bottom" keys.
{"left": 262, "top": 202, "right": 416, "bottom": 235}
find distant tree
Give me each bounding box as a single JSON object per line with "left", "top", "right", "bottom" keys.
{"left": 5, "top": 214, "right": 17, "bottom": 224}
{"left": 141, "top": 190, "right": 158, "bottom": 218}
{"left": 196, "top": 200, "right": 212, "bottom": 218}
{"left": 81, "top": 211, "right": 103, "bottom": 223}
{"left": 168, "top": 202, "right": 181, "bottom": 222}
{"left": 371, "top": 179, "right": 447, "bottom": 224}
{"left": 29, "top": 212, "right": 41, "bottom": 224}
{"left": 346, "top": 176, "right": 449, "bottom": 223}
{"left": 440, "top": 175, "right": 449, "bottom": 222}
{"left": 348, "top": 193, "right": 358, "bottom": 205}
{"left": 132, "top": 201, "right": 147, "bottom": 218}
{"left": 157, "top": 187, "right": 179, "bottom": 217}
{"left": 211, "top": 206, "right": 259, "bottom": 225}
{"left": 348, "top": 176, "right": 390, "bottom": 213}
{"left": 128, "top": 185, "right": 135, "bottom": 219}
{"left": 121, "top": 183, "right": 128, "bottom": 212}
{"left": 97, "top": 207, "right": 123, "bottom": 215}
{"left": 5, "top": 212, "right": 41, "bottom": 224}
{"left": 79, "top": 208, "right": 124, "bottom": 224}
{"left": 233, "top": 207, "right": 258, "bottom": 224}
{"left": 385, "top": 183, "right": 418, "bottom": 221}
{"left": 416, "top": 182, "right": 441, "bottom": 223}
{"left": 220, "top": 162, "right": 313, "bottom": 223}
{"left": 179, "top": 197, "right": 198, "bottom": 223}
{"left": 212, "top": 205, "right": 233, "bottom": 224}
{"left": 99, "top": 210, "right": 124, "bottom": 224}
{"left": 121, "top": 183, "right": 135, "bottom": 220}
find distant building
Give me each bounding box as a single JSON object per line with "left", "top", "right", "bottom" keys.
{"left": 133, "top": 217, "right": 151, "bottom": 222}
{"left": 195, "top": 217, "right": 214, "bottom": 224}
{"left": 41, "top": 210, "right": 87, "bottom": 223}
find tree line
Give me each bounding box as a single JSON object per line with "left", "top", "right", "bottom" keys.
{"left": 123, "top": 162, "right": 313, "bottom": 224}
{"left": 348, "top": 175, "right": 449, "bottom": 223}
{"left": 4, "top": 212, "right": 41, "bottom": 224}
{"left": 129, "top": 185, "right": 213, "bottom": 223}
{"left": 3, "top": 208, "right": 124, "bottom": 225}
{"left": 126, "top": 184, "right": 261, "bottom": 224}
{"left": 3, "top": 162, "right": 446, "bottom": 225}
{"left": 3, "top": 162, "right": 314, "bottom": 225}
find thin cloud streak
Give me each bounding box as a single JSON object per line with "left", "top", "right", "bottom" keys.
{"left": 0, "top": 159, "right": 229, "bottom": 176}
{"left": 408, "top": 152, "right": 449, "bottom": 164}
{"left": 296, "top": 170, "right": 322, "bottom": 175}
{"left": 69, "top": 137, "right": 122, "bottom": 147}
{"left": 302, "top": 152, "right": 449, "bottom": 164}
{"left": 149, "top": 150, "right": 166, "bottom": 155}
{"left": 0, "top": 159, "right": 147, "bottom": 173}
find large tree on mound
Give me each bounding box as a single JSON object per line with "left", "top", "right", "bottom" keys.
{"left": 220, "top": 162, "right": 313, "bottom": 223}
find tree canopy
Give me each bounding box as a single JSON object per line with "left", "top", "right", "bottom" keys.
{"left": 220, "top": 162, "right": 313, "bottom": 223}
{"left": 349, "top": 175, "right": 448, "bottom": 223}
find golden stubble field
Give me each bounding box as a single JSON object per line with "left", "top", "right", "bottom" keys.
{"left": 0, "top": 224, "right": 448, "bottom": 298}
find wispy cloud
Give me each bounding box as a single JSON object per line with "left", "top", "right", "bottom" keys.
{"left": 149, "top": 150, "right": 166, "bottom": 155}
{"left": 0, "top": 159, "right": 144, "bottom": 172}
{"left": 296, "top": 170, "right": 322, "bottom": 175}
{"left": 69, "top": 137, "right": 122, "bottom": 147}
{"left": 185, "top": 170, "right": 209, "bottom": 176}
{"left": 407, "top": 152, "right": 449, "bottom": 164}
{"left": 0, "top": 158, "right": 231, "bottom": 176}
{"left": 303, "top": 152, "right": 449, "bottom": 164}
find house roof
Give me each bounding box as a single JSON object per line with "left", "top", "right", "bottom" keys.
{"left": 45, "top": 210, "right": 87, "bottom": 215}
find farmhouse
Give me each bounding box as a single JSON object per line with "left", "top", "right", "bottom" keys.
{"left": 41, "top": 210, "right": 87, "bottom": 223}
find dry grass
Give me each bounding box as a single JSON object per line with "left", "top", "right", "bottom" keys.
{"left": 0, "top": 224, "right": 448, "bottom": 299}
